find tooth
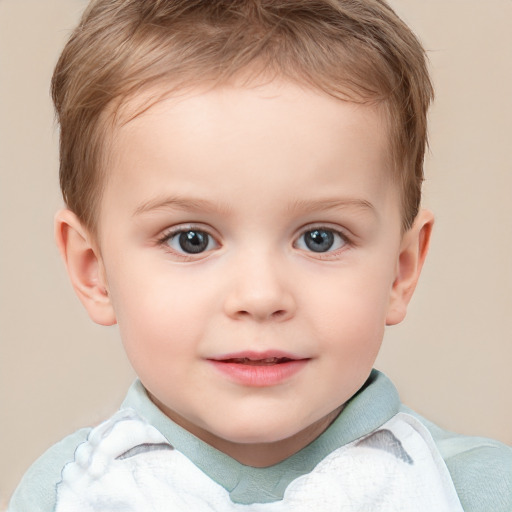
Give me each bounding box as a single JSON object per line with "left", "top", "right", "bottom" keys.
{"left": 224, "top": 356, "right": 293, "bottom": 365}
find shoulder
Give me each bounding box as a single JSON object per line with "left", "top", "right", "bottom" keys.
{"left": 8, "top": 428, "right": 91, "bottom": 512}
{"left": 401, "top": 405, "right": 512, "bottom": 512}
{"left": 444, "top": 439, "right": 512, "bottom": 512}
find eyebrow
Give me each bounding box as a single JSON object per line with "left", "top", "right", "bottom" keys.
{"left": 133, "top": 195, "right": 231, "bottom": 217}
{"left": 133, "top": 195, "right": 376, "bottom": 218}
{"left": 286, "top": 197, "right": 377, "bottom": 216}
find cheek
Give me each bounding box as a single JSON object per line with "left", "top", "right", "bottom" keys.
{"left": 108, "top": 260, "right": 219, "bottom": 356}
{"left": 302, "top": 264, "right": 393, "bottom": 349}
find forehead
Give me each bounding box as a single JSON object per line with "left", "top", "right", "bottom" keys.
{"left": 101, "top": 81, "right": 398, "bottom": 226}
{"left": 114, "top": 77, "right": 391, "bottom": 147}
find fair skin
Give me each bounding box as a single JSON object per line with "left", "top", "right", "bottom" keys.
{"left": 56, "top": 80, "right": 433, "bottom": 467}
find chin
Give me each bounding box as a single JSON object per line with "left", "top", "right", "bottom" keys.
{"left": 212, "top": 418, "right": 307, "bottom": 446}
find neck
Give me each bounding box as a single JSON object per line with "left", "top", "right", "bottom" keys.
{"left": 150, "top": 391, "right": 343, "bottom": 467}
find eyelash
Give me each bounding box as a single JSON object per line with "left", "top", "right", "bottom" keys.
{"left": 156, "top": 225, "right": 352, "bottom": 260}
{"left": 156, "top": 226, "right": 218, "bottom": 261}
{"left": 294, "top": 226, "right": 351, "bottom": 259}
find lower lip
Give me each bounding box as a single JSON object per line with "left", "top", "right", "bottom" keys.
{"left": 208, "top": 359, "right": 308, "bottom": 387}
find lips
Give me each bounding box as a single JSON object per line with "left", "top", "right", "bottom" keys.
{"left": 207, "top": 351, "right": 308, "bottom": 386}
{"left": 220, "top": 356, "right": 293, "bottom": 366}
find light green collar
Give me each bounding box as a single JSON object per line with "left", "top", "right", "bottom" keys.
{"left": 122, "top": 369, "right": 399, "bottom": 504}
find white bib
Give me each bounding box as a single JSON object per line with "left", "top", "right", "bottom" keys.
{"left": 56, "top": 410, "right": 464, "bottom": 511}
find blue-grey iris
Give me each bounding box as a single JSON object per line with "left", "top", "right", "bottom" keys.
{"left": 304, "top": 229, "right": 334, "bottom": 252}
{"left": 179, "top": 231, "right": 209, "bottom": 253}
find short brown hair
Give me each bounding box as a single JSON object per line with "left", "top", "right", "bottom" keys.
{"left": 52, "top": 0, "right": 433, "bottom": 232}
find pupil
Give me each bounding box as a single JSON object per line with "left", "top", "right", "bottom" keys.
{"left": 305, "top": 229, "right": 334, "bottom": 252}
{"left": 179, "top": 231, "right": 208, "bottom": 253}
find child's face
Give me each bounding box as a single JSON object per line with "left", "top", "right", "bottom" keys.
{"left": 73, "top": 80, "right": 428, "bottom": 465}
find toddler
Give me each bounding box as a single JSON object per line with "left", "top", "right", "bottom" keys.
{"left": 9, "top": 0, "right": 512, "bottom": 510}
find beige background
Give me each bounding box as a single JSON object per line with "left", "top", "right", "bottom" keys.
{"left": 1, "top": 0, "right": 511, "bottom": 505}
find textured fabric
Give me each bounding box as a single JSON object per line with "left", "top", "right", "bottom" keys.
{"left": 8, "top": 371, "right": 512, "bottom": 511}
{"left": 53, "top": 410, "right": 464, "bottom": 511}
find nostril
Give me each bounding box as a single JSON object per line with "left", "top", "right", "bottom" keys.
{"left": 234, "top": 309, "right": 288, "bottom": 320}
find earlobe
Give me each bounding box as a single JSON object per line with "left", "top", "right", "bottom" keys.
{"left": 54, "top": 209, "right": 117, "bottom": 326}
{"left": 386, "top": 209, "right": 434, "bottom": 326}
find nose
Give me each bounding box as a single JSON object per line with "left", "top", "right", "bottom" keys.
{"left": 223, "top": 252, "right": 296, "bottom": 322}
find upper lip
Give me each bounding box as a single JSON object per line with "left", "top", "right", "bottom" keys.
{"left": 208, "top": 350, "right": 307, "bottom": 363}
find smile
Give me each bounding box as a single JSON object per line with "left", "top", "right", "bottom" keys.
{"left": 221, "top": 357, "right": 293, "bottom": 366}
{"left": 207, "top": 351, "right": 309, "bottom": 387}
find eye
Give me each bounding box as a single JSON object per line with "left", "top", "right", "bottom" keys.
{"left": 164, "top": 229, "right": 217, "bottom": 254}
{"left": 295, "top": 228, "right": 347, "bottom": 253}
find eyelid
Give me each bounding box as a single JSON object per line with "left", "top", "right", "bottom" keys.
{"left": 295, "top": 223, "right": 351, "bottom": 241}
{"left": 293, "top": 224, "right": 352, "bottom": 257}
{"left": 156, "top": 224, "right": 220, "bottom": 259}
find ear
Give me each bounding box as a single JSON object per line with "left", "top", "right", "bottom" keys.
{"left": 54, "top": 209, "right": 117, "bottom": 326}
{"left": 386, "top": 209, "right": 434, "bottom": 326}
